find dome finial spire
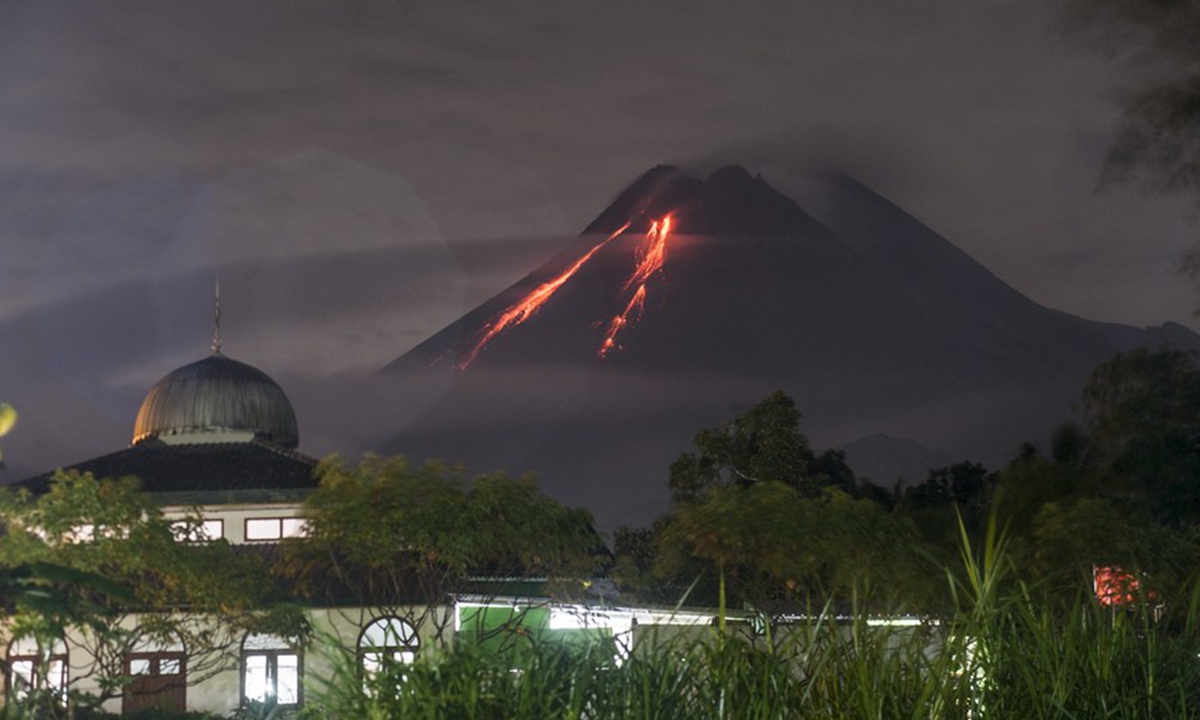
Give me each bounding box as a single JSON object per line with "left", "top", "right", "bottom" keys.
{"left": 212, "top": 273, "right": 222, "bottom": 354}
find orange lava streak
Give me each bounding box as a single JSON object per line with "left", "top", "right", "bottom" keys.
{"left": 598, "top": 285, "right": 646, "bottom": 358}
{"left": 458, "top": 223, "right": 631, "bottom": 369}
{"left": 599, "top": 214, "right": 673, "bottom": 358}
{"left": 623, "top": 216, "right": 672, "bottom": 291}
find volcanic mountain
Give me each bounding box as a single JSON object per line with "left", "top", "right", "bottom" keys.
{"left": 380, "top": 165, "right": 1197, "bottom": 529}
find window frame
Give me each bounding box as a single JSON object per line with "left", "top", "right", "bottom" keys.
{"left": 239, "top": 634, "right": 303, "bottom": 708}
{"left": 243, "top": 517, "right": 308, "bottom": 542}
{"left": 6, "top": 636, "right": 68, "bottom": 705}
{"left": 171, "top": 518, "right": 224, "bottom": 543}
{"left": 357, "top": 617, "right": 420, "bottom": 685}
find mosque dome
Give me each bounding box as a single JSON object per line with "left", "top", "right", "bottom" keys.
{"left": 132, "top": 353, "right": 299, "bottom": 448}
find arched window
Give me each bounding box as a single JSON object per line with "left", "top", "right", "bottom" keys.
{"left": 240, "top": 633, "right": 302, "bottom": 707}
{"left": 6, "top": 636, "right": 68, "bottom": 704}
{"left": 358, "top": 617, "right": 419, "bottom": 678}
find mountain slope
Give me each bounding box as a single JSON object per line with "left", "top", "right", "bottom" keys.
{"left": 378, "top": 165, "right": 1200, "bottom": 529}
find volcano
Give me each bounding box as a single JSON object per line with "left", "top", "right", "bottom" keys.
{"left": 379, "top": 165, "right": 1198, "bottom": 530}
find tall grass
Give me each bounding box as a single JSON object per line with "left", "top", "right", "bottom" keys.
{"left": 304, "top": 518, "right": 1200, "bottom": 720}
{"left": 8, "top": 519, "right": 1197, "bottom": 719}
{"left": 307, "top": 603, "right": 1200, "bottom": 720}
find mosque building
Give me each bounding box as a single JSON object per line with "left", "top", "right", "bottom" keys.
{"left": 6, "top": 340, "right": 429, "bottom": 715}
{"left": 4, "top": 331, "right": 714, "bottom": 715}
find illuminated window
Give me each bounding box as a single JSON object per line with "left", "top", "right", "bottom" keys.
{"left": 358, "top": 617, "right": 420, "bottom": 678}
{"left": 6, "top": 636, "right": 68, "bottom": 704}
{"left": 241, "top": 634, "right": 302, "bottom": 707}
{"left": 172, "top": 519, "right": 224, "bottom": 542}
{"left": 244, "top": 517, "right": 309, "bottom": 542}
{"left": 64, "top": 524, "right": 129, "bottom": 543}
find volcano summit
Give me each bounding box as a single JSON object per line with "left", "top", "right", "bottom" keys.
{"left": 381, "top": 165, "right": 1197, "bottom": 528}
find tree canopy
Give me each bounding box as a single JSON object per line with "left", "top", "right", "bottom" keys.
{"left": 0, "top": 471, "right": 301, "bottom": 713}
{"left": 1060, "top": 0, "right": 1200, "bottom": 200}
{"left": 1083, "top": 347, "right": 1200, "bottom": 526}
{"left": 280, "top": 455, "right": 608, "bottom": 643}
{"left": 617, "top": 391, "right": 937, "bottom": 622}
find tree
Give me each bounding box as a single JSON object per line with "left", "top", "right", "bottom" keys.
{"left": 1060, "top": 0, "right": 1200, "bottom": 195}
{"left": 0, "top": 471, "right": 302, "bottom": 713}
{"left": 1059, "top": 0, "right": 1200, "bottom": 288}
{"left": 900, "top": 461, "right": 996, "bottom": 549}
{"left": 668, "top": 390, "right": 824, "bottom": 505}
{"left": 619, "top": 391, "right": 938, "bottom": 624}
{"left": 992, "top": 431, "right": 1091, "bottom": 543}
{"left": 1025, "top": 497, "right": 1200, "bottom": 608}
{"left": 280, "top": 455, "right": 607, "bottom": 647}
{"left": 984, "top": 364, "right": 1200, "bottom": 610}
{"left": 1083, "top": 348, "right": 1200, "bottom": 527}
{"left": 658, "top": 481, "right": 935, "bottom": 629}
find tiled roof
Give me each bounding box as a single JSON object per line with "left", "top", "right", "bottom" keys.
{"left": 12, "top": 439, "right": 320, "bottom": 497}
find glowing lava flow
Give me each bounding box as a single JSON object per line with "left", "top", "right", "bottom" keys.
{"left": 457, "top": 223, "right": 630, "bottom": 369}
{"left": 598, "top": 215, "right": 673, "bottom": 358}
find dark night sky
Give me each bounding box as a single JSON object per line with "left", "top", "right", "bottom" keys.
{"left": 2, "top": 0, "right": 1198, "bottom": 483}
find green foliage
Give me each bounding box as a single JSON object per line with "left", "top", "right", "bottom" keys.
{"left": 660, "top": 482, "right": 937, "bottom": 614}
{"left": 900, "top": 461, "right": 996, "bottom": 550}
{"left": 0, "top": 471, "right": 291, "bottom": 707}
{"left": 620, "top": 391, "right": 938, "bottom": 617}
{"left": 282, "top": 455, "right": 606, "bottom": 642}
{"left": 0, "top": 472, "right": 271, "bottom": 612}
{"left": 1083, "top": 348, "right": 1200, "bottom": 526}
{"left": 668, "top": 390, "right": 818, "bottom": 505}
{"left": 1026, "top": 497, "right": 1200, "bottom": 600}
{"left": 307, "top": 522, "right": 1200, "bottom": 720}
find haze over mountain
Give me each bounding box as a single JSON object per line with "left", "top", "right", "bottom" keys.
{"left": 381, "top": 165, "right": 1199, "bottom": 529}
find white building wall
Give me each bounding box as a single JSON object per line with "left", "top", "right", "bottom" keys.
{"left": 1, "top": 605, "right": 451, "bottom": 715}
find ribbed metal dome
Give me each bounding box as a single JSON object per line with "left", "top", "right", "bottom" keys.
{"left": 132, "top": 353, "right": 299, "bottom": 448}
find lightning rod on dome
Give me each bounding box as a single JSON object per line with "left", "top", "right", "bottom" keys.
{"left": 212, "top": 273, "right": 222, "bottom": 355}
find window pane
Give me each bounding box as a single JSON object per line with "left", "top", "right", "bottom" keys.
{"left": 47, "top": 658, "right": 67, "bottom": 695}
{"left": 362, "top": 617, "right": 418, "bottom": 649}
{"left": 159, "top": 658, "right": 181, "bottom": 675}
{"left": 130, "top": 658, "right": 152, "bottom": 675}
{"left": 11, "top": 659, "right": 34, "bottom": 698}
{"left": 276, "top": 654, "right": 300, "bottom": 705}
{"left": 281, "top": 518, "right": 308, "bottom": 538}
{"left": 201, "top": 519, "right": 224, "bottom": 540}
{"left": 243, "top": 654, "right": 270, "bottom": 702}
{"left": 174, "top": 519, "right": 224, "bottom": 542}
{"left": 245, "top": 519, "right": 280, "bottom": 541}
{"left": 362, "top": 652, "right": 383, "bottom": 678}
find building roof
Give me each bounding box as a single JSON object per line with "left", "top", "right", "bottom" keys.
{"left": 133, "top": 353, "right": 300, "bottom": 449}
{"left": 14, "top": 439, "right": 319, "bottom": 500}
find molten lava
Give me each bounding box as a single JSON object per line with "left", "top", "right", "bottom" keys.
{"left": 599, "top": 215, "right": 673, "bottom": 358}
{"left": 599, "top": 285, "right": 646, "bottom": 358}
{"left": 456, "top": 214, "right": 675, "bottom": 368}
{"left": 457, "top": 223, "right": 630, "bottom": 369}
